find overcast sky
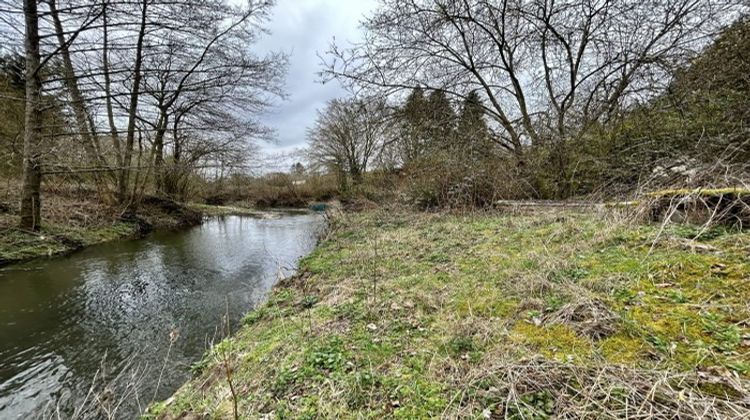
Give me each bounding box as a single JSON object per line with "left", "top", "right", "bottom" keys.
{"left": 254, "top": 0, "right": 377, "bottom": 162}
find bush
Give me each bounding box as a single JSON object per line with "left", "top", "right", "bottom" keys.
{"left": 403, "top": 152, "right": 526, "bottom": 209}
{"left": 199, "top": 173, "right": 340, "bottom": 208}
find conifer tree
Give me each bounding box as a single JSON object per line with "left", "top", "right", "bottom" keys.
{"left": 457, "top": 91, "right": 492, "bottom": 159}
{"left": 399, "top": 87, "right": 429, "bottom": 162}
{"left": 425, "top": 90, "right": 455, "bottom": 150}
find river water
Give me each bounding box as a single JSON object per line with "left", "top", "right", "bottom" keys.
{"left": 0, "top": 212, "right": 324, "bottom": 419}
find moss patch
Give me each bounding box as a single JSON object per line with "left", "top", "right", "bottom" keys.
{"left": 0, "top": 222, "right": 138, "bottom": 266}
{"left": 647, "top": 187, "right": 750, "bottom": 198}
{"left": 511, "top": 322, "right": 592, "bottom": 362}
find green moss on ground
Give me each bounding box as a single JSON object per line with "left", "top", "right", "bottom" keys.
{"left": 151, "top": 210, "right": 750, "bottom": 419}
{"left": 646, "top": 187, "right": 750, "bottom": 197}
{"left": 0, "top": 222, "right": 138, "bottom": 266}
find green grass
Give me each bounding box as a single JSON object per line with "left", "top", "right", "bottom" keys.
{"left": 0, "top": 222, "right": 138, "bottom": 265}
{"left": 151, "top": 210, "right": 750, "bottom": 419}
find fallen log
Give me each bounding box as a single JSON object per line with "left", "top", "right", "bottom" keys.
{"left": 647, "top": 188, "right": 750, "bottom": 227}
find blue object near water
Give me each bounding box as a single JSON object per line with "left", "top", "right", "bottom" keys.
{"left": 309, "top": 203, "right": 328, "bottom": 212}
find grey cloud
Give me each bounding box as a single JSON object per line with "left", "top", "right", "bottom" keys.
{"left": 255, "top": 0, "right": 377, "bottom": 153}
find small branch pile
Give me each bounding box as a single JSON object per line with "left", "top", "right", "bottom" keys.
{"left": 645, "top": 188, "right": 750, "bottom": 229}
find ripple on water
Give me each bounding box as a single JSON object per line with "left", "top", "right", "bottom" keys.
{"left": 0, "top": 213, "right": 324, "bottom": 419}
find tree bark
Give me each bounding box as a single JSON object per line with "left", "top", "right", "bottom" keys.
{"left": 20, "top": 0, "right": 43, "bottom": 231}
{"left": 117, "top": 0, "right": 148, "bottom": 205}
{"left": 102, "top": 0, "right": 122, "bottom": 169}
{"left": 48, "top": 0, "right": 109, "bottom": 190}
{"left": 153, "top": 110, "right": 167, "bottom": 194}
{"left": 160, "top": 113, "right": 182, "bottom": 198}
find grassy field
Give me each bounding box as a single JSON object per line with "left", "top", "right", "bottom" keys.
{"left": 151, "top": 209, "right": 750, "bottom": 419}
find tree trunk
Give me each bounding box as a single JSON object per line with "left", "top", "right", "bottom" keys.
{"left": 49, "top": 0, "right": 109, "bottom": 191}
{"left": 20, "top": 0, "right": 43, "bottom": 231}
{"left": 153, "top": 110, "right": 167, "bottom": 194}
{"left": 117, "top": 0, "right": 148, "bottom": 205}
{"left": 350, "top": 166, "right": 363, "bottom": 185}
{"left": 336, "top": 163, "right": 349, "bottom": 193}
{"left": 555, "top": 140, "right": 570, "bottom": 199}
{"left": 102, "top": 0, "right": 122, "bottom": 169}
{"left": 162, "top": 114, "right": 184, "bottom": 198}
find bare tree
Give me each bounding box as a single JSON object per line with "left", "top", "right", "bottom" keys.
{"left": 3, "top": 0, "right": 287, "bottom": 227}
{"left": 47, "top": 0, "right": 108, "bottom": 190}
{"left": 323, "top": 0, "right": 747, "bottom": 197}
{"left": 5, "top": 0, "right": 104, "bottom": 228}
{"left": 118, "top": 0, "right": 148, "bottom": 205}
{"left": 138, "top": 0, "right": 286, "bottom": 197}
{"left": 307, "top": 97, "right": 388, "bottom": 188}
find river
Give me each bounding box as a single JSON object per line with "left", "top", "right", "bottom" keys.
{"left": 0, "top": 212, "right": 324, "bottom": 419}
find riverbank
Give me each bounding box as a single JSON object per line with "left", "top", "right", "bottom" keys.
{"left": 0, "top": 211, "right": 325, "bottom": 419}
{"left": 0, "top": 195, "right": 321, "bottom": 267}
{"left": 0, "top": 195, "right": 215, "bottom": 267}
{"left": 152, "top": 208, "right": 750, "bottom": 419}
{"left": 187, "top": 203, "right": 316, "bottom": 218}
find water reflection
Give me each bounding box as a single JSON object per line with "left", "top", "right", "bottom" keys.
{"left": 0, "top": 213, "right": 323, "bottom": 418}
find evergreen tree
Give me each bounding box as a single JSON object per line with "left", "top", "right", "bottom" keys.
{"left": 399, "top": 87, "right": 429, "bottom": 162}
{"left": 398, "top": 88, "right": 463, "bottom": 163}
{"left": 605, "top": 17, "right": 750, "bottom": 186}
{"left": 291, "top": 162, "right": 305, "bottom": 176}
{"left": 456, "top": 91, "right": 492, "bottom": 159}
{"left": 0, "top": 54, "right": 25, "bottom": 88}
{"left": 425, "top": 90, "right": 456, "bottom": 150}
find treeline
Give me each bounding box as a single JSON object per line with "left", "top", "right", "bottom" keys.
{"left": 0, "top": 0, "right": 286, "bottom": 230}
{"left": 307, "top": 0, "right": 749, "bottom": 208}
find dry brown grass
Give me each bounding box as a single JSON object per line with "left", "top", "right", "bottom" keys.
{"left": 456, "top": 358, "right": 750, "bottom": 419}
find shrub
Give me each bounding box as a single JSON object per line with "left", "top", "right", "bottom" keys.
{"left": 403, "top": 152, "right": 525, "bottom": 209}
